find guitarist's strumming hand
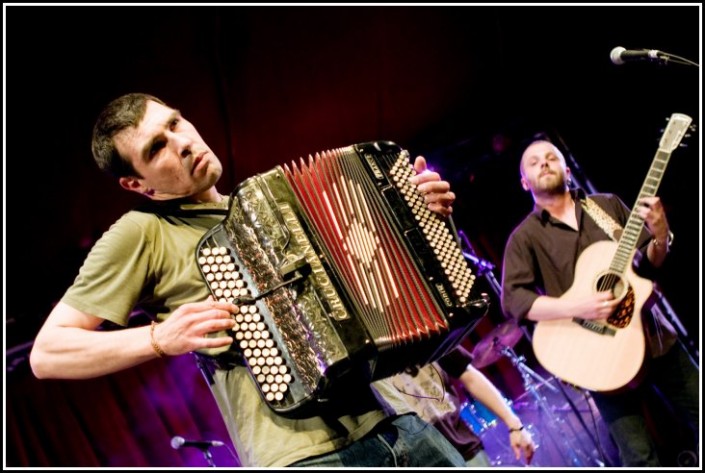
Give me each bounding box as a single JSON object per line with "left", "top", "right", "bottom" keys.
{"left": 526, "top": 290, "right": 619, "bottom": 321}
{"left": 530, "top": 291, "right": 621, "bottom": 321}
{"left": 573, "top": 291, "right": 621, "bottom": 320}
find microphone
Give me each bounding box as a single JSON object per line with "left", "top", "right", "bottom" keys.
{"left": 170, "top": 435, "right": 225, "bottom": 450}
{"left": 610, "top": 46, "right": 665, "bottom": 65}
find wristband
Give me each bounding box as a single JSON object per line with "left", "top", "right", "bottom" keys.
{"left": 652, "top": 230, "right": 674, "bottom": 251}
{"left": 508, "top": 425, "right": 525, "bottom": 433}
{"left": 150, "top": 321, "right": 167, "bottom": 358}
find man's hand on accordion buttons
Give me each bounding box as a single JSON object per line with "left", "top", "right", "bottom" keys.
{"left": 154, "top": 297, "right": 238, "bottom": 356}
{"left": 410, "top": 156, "right": 455, "bottom": 217}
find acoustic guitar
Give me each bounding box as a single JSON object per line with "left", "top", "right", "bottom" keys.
{"left": 531, "top": 112, "right": 693, "bottom": 392}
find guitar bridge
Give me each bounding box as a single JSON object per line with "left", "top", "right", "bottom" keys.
{"left": 572, "top": 318, "right": 617, "bottom": 336}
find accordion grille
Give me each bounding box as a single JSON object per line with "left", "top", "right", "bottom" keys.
{"left": 283, "top": 146, "right": 467, "bottom": 352}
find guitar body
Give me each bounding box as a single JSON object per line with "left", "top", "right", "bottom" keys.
{"left": 532, "top": 240, "right": 652, "bottom": 392}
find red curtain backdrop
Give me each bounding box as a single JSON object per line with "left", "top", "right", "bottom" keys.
{"left": 7, "top": 350, "right": 240, "bottom": 467}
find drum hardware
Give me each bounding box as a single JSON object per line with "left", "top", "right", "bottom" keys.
{"left": 459, "top": 398, "right": 499, "bottom": 434}
{"left": 498, "top": 342, "right": 604, "bottom": 467}
{"left": 470, "top": 319, "right": 525, "bottom": 368}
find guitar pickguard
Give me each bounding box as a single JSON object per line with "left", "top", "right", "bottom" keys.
{"left": 608, "top": 286, "right": 636, "bottom": 328}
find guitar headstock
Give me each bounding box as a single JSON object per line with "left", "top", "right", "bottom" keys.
{"left": 659, "top": 113, "right": 693, "bottom": 152}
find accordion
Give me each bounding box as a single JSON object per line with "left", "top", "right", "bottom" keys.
{"left": 196, "top": 141, "right": 489, "bottom": 418}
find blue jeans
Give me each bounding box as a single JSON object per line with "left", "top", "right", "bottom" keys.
{"left": 288, "top": 413, "right": 466, "bottom": 467}
{"left": 591, "top": 343, "right": 699, "bottom": 466}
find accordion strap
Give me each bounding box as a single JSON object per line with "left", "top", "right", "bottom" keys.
{"left": 134, "top": 200, "right": 229, "bottom": 218}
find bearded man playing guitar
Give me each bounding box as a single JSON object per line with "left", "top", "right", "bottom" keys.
{"left": 499, "top": 128, "right": 698, "bottom": 466}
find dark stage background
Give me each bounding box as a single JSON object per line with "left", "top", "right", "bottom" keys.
{"left": 4, "top": 4, "right": 701, "bottom": 468}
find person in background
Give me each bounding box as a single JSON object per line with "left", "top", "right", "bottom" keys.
{"left": 380, "top": 344, "right": 536, "bottom": 467}
{"left": 29, "top": 92, "right": 469, "bottom": 467}
{"left": 500, "top": 138, "right": 699, "bottom": 466}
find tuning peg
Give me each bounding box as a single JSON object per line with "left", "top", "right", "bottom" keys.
{"left": 680, "top": 132, "right": 693, "bottom": 148}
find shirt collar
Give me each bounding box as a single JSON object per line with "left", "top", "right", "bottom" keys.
{"left": 531, "top": 188, "right": 586, "bottom": 223}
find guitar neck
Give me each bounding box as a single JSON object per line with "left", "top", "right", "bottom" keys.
{"left": 610, "top": 112, "right": 692, "bottom": 274}
{"left": 610, "top": 148, "right": 671, "bottom": 274}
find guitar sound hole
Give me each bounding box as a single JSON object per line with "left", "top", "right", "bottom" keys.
{"left": 595, "top": 272, "right": 634, "bottom": 328}
{"left": 595, "top": 272, "right": 627, "bottom": 299}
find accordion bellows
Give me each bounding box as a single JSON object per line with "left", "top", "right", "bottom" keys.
{"left": 197, "top": 141, "right": 488, "bottom": 417}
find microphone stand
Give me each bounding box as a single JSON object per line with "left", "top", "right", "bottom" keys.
{"left": 651, "top": 284, "right": 700, "bottom": 368}
{"left": 457, "top": 229, "right": 532, "bottom": 343}
{"left": 457, "top": 229, "right": 500, "bottom": 294}
{"left": 550, "top": 130, "right": 598, "bottom": 195}
{"left": 199, "top": 446, "right": 216, "bottom": 468}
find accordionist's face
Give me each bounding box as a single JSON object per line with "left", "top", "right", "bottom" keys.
{"left": 114, "top": 100, "right": 223, "bottom": 201}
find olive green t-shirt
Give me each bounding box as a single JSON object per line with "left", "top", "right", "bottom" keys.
{"left": 62, "top": 200, "right": 227, "bottom": 325}
{"left": 61, "top": 197, "right": 402, "bottom": 467}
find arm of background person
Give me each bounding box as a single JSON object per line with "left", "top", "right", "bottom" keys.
{"left": 459, "top": 364, "right": 535, "bottom": 464}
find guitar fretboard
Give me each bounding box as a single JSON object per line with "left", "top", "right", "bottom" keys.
{"left": 610, "top": 149, "right": 670, "bottom": 274}
{"left": 610, "top": 112, "right": 692, "bottom": 275}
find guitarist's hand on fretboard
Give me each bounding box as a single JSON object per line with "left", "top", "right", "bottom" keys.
{"left": 636, "top": 196, "right": 669, "bottom": 237}
{"left": 636, "top": 196, "right": 671, "bottom": 268}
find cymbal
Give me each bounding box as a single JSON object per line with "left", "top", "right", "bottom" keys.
{"left": 471, "top": 320, "right": 524, "bottom": 368}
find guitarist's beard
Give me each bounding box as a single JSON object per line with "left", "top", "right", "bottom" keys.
{"left": 531, "top": 171, "right": 569, "bottom": 198}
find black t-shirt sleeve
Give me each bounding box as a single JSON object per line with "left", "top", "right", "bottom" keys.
{"left": 437, "top": 345, "right": 473, "bottom": 379}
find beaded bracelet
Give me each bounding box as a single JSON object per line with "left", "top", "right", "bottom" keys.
{"left": 652, "top": 230, "right": 674, "bottom": 251}
{"left": 508, "top": 425, "right": 525, "bottom": 433}
{"left": 150, "top": 321, "right": 167, "bottom": 358}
